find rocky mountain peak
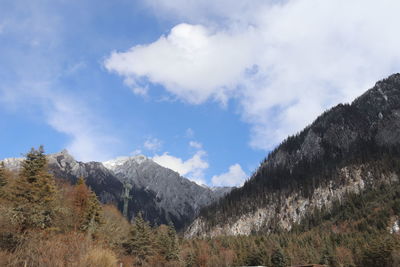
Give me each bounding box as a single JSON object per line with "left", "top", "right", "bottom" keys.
{"left": 102, "top": 155, "right": 149, "bottom": 171}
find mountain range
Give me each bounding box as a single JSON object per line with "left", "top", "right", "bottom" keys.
{"left": 1, "top": 151, "right": 231, "bottom": 230}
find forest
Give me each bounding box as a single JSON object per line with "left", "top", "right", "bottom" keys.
{"left": 1, "top": 147, "right": 400, "bottom": 267}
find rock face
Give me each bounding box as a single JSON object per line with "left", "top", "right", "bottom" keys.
{"left": 1, "top": 151, "right": 231, "bottom": 230}
{"left": 102, "top": 156, "right": 231, "bottom": 229}
{"left": 186, "top": 73, "right": 400, "bottom": 237}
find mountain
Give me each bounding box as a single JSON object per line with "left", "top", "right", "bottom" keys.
{"left": 186, "top": 73, "right": 400, "bottom": 237}
{"left": 102, "top": 156, "right": 231, "bottom": 229}
{"left": 1, "top": 151, "right": 231, "bottom": 230}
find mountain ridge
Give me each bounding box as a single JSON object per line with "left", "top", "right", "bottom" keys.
{"left": 1, "top": 150, "right": 232, "bottom": 230}
{"left": 185, "top": 73, "right": 400, "bottom": 237}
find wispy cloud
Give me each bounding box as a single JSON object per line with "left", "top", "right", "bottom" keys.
{"left": 189, "top": 141, "right": 202, "bottom": 149}
{"left": 144, "top": 137, "right": 163, "bottom": 152}
{"left": 0, "top": 0, "right": 116, "bottom": 161}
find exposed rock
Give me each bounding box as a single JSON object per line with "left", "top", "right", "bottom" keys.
{"left": 102, "top": 156, "right": 231, "bottom": 229}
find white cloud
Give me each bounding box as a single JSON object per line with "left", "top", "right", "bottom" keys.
{"left": 211, "top": 164, "right": 247, "bottom": 187}
{"left": 142, "top": 0, "right": 267, "bottom": 25}
{"left": 189, "top": 141, "right": 202, "bottom": 149}
{"left": 144, "top": 137, "right": 162, "bottom": 151}
{"left": 152, "top": 150, "right": 209, "bottom": 185}
{"left": 47, "top": 97, "right": 116, "bottom": 162}
{"left": 0, "top": 81, "right": 116, "bottom": 162}
{"left": 107, "top": 0, "right": 400, "bottom": 150}
{"left": 105, "top": 23, "right": 258, "bottom": 105}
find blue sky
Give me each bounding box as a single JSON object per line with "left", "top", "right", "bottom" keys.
{"left": 1, "top": 0, "right": 400, "bottom": 186}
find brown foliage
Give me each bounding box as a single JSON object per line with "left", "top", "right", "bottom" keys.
{"left": 4, "top": 231, "right": 117, "bottom": 267}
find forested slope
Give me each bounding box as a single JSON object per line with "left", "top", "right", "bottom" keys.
{"left": 187, "top": 73, "right": 400, "bottom": 237}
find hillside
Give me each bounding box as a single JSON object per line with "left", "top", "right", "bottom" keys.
{"left": 186, "top": 73, "right": 400, "bottom": 237}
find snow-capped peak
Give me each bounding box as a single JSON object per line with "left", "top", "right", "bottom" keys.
{"left": 102, "top": 155, "right": 148, "bottom": 170}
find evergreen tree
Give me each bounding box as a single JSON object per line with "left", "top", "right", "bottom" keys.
{"left": 166, "top": 224, "right": 180, "bottom": 261}
{"left": 271, "top": 247, "right": 287, "bottom": 267}
{"left": 0, "top": 162, "right": 7, "bottom": 199}
{"left": 0, "top": 162, "right": 6, "bottom": 187}
{"left": 319, "top": 247, "right": 338, "bottom": 267}
{"left": 361, "top": 237, "right": 396, "bottom": 267}
{"left": 9, "top": 146, "right": 56, "bottom": 230}
{"left": 73, "top": 176, "right": 103, "bottom": 235}
{"left": 124, "top": 212, "right": 155, "bottom": 265}
{"left": 157, "top": 224, "right": 180, "bottom": 262}
{"left": 81, "top": 190, "right": 103, "bottom": 235}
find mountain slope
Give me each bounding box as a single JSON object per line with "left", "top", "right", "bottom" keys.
{"left": 186, "top": 73, "right": 400, "bottom": 237}
{"left": 1, "top": 151, "right": 231, "bottom": 230}
{"left": 102, "top": 156, "right": 230, "bottom": 229}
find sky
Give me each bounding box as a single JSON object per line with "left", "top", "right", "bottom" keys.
{"left": 1, "top": 0, "right": 400, "bottom": 187}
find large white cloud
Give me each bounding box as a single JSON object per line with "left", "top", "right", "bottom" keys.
{"left": 105, "top": 23, "right": 258, "bottom": 105}
{"left": 152, "top": 150, "right": 209, "bottom": 185}
{"left": 106, "top": 0, "right": 400, "bottom": 150}
{"left": 211, "top": 164, "right": 247, "bottom": 187}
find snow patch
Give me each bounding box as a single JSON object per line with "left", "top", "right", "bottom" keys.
{"left": 103, "top": 155, "right": 148, "bottom": 170}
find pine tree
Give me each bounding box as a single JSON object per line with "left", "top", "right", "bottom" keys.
{"left": 81, "top": 190, "right": 103, "bottom": 236}
{"left": 271, "top": 247, "right": 287, "bottom": 267}
{"left": 0, "top": 162, "right": 6, "bottom": 187}
{"left": 0, "top": 162, "right": 7, "bottom": 199}
{"left": 9, "top": 146, "right": 57, "bottom": 230}
{"left": 72, "top": 176, "right": 103, "bottom": 235}
{"left": 361, "top": 237, "right": 396, "bottom": 267}
{"left": 157, "top": 224, "right": 180, "bottom": 262}
{"left": 166, "top": 224, "right": 180, "bottom": 261}
{"left": 320, "top": 246, "right": 337, "bottom": 266}
{"left": 124, "top": 212, "right": 155, "bottom": 265}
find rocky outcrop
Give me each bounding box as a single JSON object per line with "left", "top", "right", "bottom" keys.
{"left": 186, "top": 163, "right": 399, "bottom": 237}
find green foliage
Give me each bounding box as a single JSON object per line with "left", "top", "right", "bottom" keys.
{"left": 0, "top": 162, "right": 6, "bottom": 188}
{"left": 72, "top": 177, "right": 103, "bottom": 236}
{"left": 361, "top": 237, "right": 398, "bottom": 267}
{"left": 124, "top": 212, "right": 155, "bottom": 265}
{"left": 9, "top": 146, "right": 57, "bottom": 230}
{"left": 0, "top": 162, "right": 7, "bottom": 199}
{"left": 81, "top": 190, "right": 103, "bottom": 234}
{"left": 157, "top": 224, "right": 180, "bottom": 262}
{"left": 271, "top": 247, "right": 287, "bottom": 267}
